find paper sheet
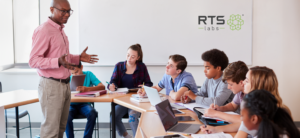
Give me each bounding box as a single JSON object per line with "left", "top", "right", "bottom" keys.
{"left": 191, "top": 132, "right": 233, "bottom": 138}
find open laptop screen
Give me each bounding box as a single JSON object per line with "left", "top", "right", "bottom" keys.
{"left": 155, "top": 100, "right": 177, "bottom": 131}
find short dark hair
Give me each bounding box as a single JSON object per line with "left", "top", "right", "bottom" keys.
{"left": 76, "top": 61, "right": 82, "bottom": 68}
{"left": 201, "top": 49, "right": 229, "bottom": 71}
{"left": 222, "top": 61, "right": 248, "bottom": 84}
{"left": 169, "top": 54, "right": 187, "bottom": 73}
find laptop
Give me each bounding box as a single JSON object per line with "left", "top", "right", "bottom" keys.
{"left": 70, "top": 74, "right": 86, "bottom": 93}
{"left": 155, "top": 100, "right": 201, "bottom": 134}
{"left": 143, "top": 86, "right": 186, "bottom": 109}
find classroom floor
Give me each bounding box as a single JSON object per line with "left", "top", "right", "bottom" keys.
{"left": 6, "top": 128, "right": 133, "bottom": 138}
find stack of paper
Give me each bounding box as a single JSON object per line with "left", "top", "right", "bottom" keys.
{"left": 191, "top": 132, "right": 233, "bottom": 138}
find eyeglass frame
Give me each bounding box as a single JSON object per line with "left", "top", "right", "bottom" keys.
{"left": 53, "top": 7, "right": 73, "bottom": 16}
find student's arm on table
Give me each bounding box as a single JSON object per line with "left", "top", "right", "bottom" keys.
{"left": 205, "top": 110, "right": 241, "bottom": 123}
{"left": 76, "top": 83, "right": 105, "bottom": 92}
{"left": 169, "top": 87, "right": 189, "bottom": 101}
{"left": 200, "top": 122, "right": 241, "bottom": 134}
{"left": 205, "top": 102, "right": 240, "bottom": 123}
{"left": 196, "top": 82, "right": 232, "bottom": 107}
{"left": 152, "top": 85, "right": 163, "bottom": 92}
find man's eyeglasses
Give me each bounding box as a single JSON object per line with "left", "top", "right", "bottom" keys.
{"left": 53, "top": 7, "right": 73, "bottom": 16}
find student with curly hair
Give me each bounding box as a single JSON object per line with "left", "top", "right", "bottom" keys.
{"left": 181, "top": 49, "right": 234, "bottom": 107}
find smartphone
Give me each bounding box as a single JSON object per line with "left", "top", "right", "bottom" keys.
{"left": 151, "top": 134, "right": 187, "bottom": 138}
{"left": 176, "top": 116, "right": 195, "bottom": 121}
{"left": 173, "top": 109, "right": 185, "bottom": 114}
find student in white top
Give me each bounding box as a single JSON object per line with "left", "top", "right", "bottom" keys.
{"left": 237, "top": 90, "right": 299, "bottom": 138}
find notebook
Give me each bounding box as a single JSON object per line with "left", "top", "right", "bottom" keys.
{"left": 110, "top": 88, "right": 129, "bottom": 94}
{"left": 75, "top": 90, "right": 107, "bottom": 97}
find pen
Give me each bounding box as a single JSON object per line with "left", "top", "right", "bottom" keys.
{"left": 142, "top": 82, "right": 145, "bottom": 92}
{"left": 106, "top": 81, "right": 111, "bottom": 94}
{"left": 214, "top": 97, "right": 216, "bottom": 110}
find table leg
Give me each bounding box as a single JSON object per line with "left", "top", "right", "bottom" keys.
{"left": 15, "top": 107, "right": 19, "bottom": 138}
{"left": 111, "top": 102, "right": 116, "bottom": 138}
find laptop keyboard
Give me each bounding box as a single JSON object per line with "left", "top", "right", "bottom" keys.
{"left": 170, "top": 123, "right": 192, "bottom": 131}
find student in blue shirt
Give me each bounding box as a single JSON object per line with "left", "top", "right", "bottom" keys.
{"left": 65, "top": 62, "right": 105, "bottom": 138}
{"left": 139, "top": 54, "right": 198, "bottom": 100}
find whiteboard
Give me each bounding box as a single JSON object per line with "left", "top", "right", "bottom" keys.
{"left": 79, "top": 0, "right": 252, "bottom": 66}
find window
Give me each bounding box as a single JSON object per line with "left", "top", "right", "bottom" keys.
{"left": 0, "top": 0, "right": 14, "bottom": 70}
{"left": 13, "top": 0, "right": 39, "bottom": 63}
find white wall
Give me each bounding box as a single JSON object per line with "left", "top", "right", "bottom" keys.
{"left": 0, "top": 0, "right": 299, "bottom": 123}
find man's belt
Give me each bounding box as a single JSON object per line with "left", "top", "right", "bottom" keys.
{"left": 43, "top": 76, "right": 70, "bottom": 84}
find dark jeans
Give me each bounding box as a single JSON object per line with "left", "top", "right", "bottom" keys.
{"left": 65, "top": 103, "right": 97, "bottom": 138}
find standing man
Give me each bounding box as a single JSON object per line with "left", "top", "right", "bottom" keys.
{"left": 29, "top": 0, "right": 98, "bottom": 137}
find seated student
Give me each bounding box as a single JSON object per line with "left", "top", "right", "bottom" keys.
{"left": 236, "top": 90, "right": 300, "bottom": 138}
{"left": 138, "top": 54, "right": 199, "bottom": 101}
{"left": 108, "top": 44, "right": 153, "bottom": 138}
{"left": 181, "top": 49, "right": 234, "bottom": 107}
{"left": 203, "top": 61, "right": 248, "bottom": 123}
{"left": 65, "top": 62, "right": 105, "bottom": 138}
{"left": 200, "top": 66, "right": 292, "bottom": 137}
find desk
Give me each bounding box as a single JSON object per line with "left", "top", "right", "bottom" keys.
{"left": 135, "top": 111, "right": 236, "bottom": 138}
{"left": 113, "top": 94, "right": 179, "bottom": 113}
{"left": 0, "top": 90, "right": 127, "bottom": 138}
{"left": 0, "top": 90, "right": 39, "bottom": 138}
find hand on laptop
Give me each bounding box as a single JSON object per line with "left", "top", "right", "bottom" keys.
{"left": 76, "top": 86, "right": 87, "bottom": 92}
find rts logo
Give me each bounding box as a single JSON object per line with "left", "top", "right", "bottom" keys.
{"left": 198, "top": 14, "right": 244, "bottom": 31}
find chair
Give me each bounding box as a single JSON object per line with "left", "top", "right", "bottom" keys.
{"left": 73, "top": 102, "right": 99, "bottom": 138}
{"left": 109, "top": 105, "right": 132, "bottom": 138}
{"left": 0, "top": 81, "right": 32, "bottom": 138}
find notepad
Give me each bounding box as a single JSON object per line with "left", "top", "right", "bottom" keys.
{"left": 193, "top": 107, "right": 239, "bottom": 121}
{"left": 110, "top": 88, "right": 129, "bottom": 94}
{"left": 75, "top": 90, "right": 107, "bottom": 97}
{"left": 175, "top": 103, "right": 209, "bottom": 111}
{"left": 191, "top": 132, "right": 233, "bottom": 138}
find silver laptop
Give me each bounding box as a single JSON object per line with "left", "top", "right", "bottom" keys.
{"left": 70, "top": 74, "right": 86, "bottom": 93}
{"left": 155, "top": 100, "right": 201, "bottom": 134}
{"left": 143, "top": 86, "right": 187, "bottom": 109}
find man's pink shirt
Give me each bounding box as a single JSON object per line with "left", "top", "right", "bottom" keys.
{"left": 29, "top": 18, "right": 79, "bottom": 79}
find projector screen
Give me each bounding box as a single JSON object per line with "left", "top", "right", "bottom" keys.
{"left": 79, "top": 0, "right": 252, "bottom": 66}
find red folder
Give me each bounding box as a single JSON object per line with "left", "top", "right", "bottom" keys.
{"left": 75, "top": 90, "right": 107, "bottom": 97}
